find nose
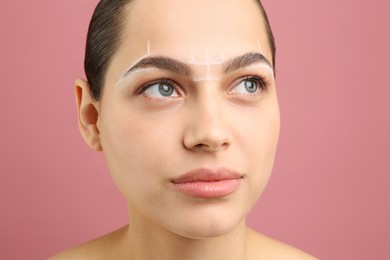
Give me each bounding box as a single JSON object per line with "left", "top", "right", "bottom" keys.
{"left": 183, "top": 99, "right": 232, "bottom": 152}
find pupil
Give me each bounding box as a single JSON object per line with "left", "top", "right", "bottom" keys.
{"left": 159, "top": 83, "right": 173, "bottom": 96}
{"left": 244, "top": 80, "right": 257, "bottom": 93}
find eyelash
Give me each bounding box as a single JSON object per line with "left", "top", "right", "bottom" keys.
{"left": 136, "top": 75, "right": 270, "bottom": 96}
{"left": 137, "top": 78, "right": 179, "bottom": 95}
{"left": 240, "top": 75, "right": 270, "bottom": 91}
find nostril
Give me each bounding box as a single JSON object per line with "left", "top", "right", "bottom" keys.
{"left": 191, "top": 141, "right": 230, "bottom": 152}
{"left": 182, "top": 115, "right": 233, "bottom": 152}
{"left": 194, "top": 143, "right": 215, "bottom": 151}
{"left": 194, "top": 144, "right": 205, "bottom": 149}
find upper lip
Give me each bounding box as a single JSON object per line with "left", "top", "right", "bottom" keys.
{"left": 171, "top": 168, "right": 243, "bottom": 184}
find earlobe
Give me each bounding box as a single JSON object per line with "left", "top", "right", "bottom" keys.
{"left": 75, "top": 79, "right": 103, "bottom": 151}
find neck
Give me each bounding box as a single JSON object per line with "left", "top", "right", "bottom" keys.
{"left": 120, "top": 209, "right": 249, "bottom": 260}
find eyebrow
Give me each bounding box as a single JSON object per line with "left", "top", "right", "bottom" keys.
{"left": 122, "top": 52, "right": 272, "bottom": 79}
{"left": 223, "top": 52, "right": 273, "bottom": 74}
{"left": 124, "top": 56, "right": 193, "bottom": 77}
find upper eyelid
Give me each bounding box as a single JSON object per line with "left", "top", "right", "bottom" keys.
{"left": 225, "top": 76, "right": 269, "bottom": 98}
{"left": 137, "top": 78, "right": 181, "bottom": 95}
{"left": 136, "top": 72, "right": 270, "bottom": 94}
{"left": 231, "top": 75, "right": 269, "bottom": 89}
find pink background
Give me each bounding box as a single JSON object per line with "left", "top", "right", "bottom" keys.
{"left": 1, "top": 1, "right": 389, "bottom": 259}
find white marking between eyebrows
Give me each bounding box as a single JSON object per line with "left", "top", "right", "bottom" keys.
{"left": 192, "top": 76, "right": 221, "bottom": 82}
{"left": 191, "top": 63, "right": 275, "bottom": 83}
{"left": 206, "top": 49, "right": 211, "bottom": 73}
{"left": 188, "top": 60, "right": 223, "bottom": 66}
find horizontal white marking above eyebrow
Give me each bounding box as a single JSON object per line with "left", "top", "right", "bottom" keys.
{"left": 188, "top": 61, "right": 223, "bottom": 66}
{"left": 117, "top": 54, "right": 153, "bottom": 81}
{"left": 245, "top": 63, "right": 274, "bottom": 72}
{"left": 115, "top": 66, "right": 156, "bottom": 87}
{"left": 192, "top": 76, "right": 221, "bottom": 82}
{"left": 116, "top": 48, "right": 274, "bottom": 87}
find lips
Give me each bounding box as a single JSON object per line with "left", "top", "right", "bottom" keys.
{"left": 171, "top": 168, "right": 243, "bottom": 198}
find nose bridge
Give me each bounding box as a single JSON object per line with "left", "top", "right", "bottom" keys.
{"left": 197, "top": 96, "right": 222, "bottom": 128}
{"left": 183, "top": 90, "right": 232, "bottom": 152}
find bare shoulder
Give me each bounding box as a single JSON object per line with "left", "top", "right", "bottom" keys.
{"left": 247, "top": 228, "right": 318, "bottom": 260}
{"left": 48, "top": 226, "right": 127, "bottom": 260}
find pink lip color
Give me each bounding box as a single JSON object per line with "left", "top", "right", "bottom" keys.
{"left": 171, "top": 168, "right": 243, "bottom": 198}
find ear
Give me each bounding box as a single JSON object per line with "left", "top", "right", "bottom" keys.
{"left": 75, "top": 79, "right": 103, "bottom": 151}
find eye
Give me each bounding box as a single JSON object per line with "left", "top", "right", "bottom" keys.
{"left": 230, "top": 76, "right": 268, "bottom": 95}
{"left": 140, "top": 79, "right": 180, "bottom": 98}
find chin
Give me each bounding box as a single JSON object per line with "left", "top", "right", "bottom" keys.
{"left": 178, "top": 222, "right": 243, "bottom": 240}
{"left": 165, "top": 208, "right": 247, "bottom": 240}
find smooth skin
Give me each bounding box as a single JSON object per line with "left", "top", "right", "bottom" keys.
{"left": 51, "top": 0, "right": 317, "bottom": 259}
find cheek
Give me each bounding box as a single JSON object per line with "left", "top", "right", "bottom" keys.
{"left": 232, "top": 100, "right": 280, "bottom": 195}
{"left": 233, "top": 95, "right": 280, "bottom": 158}
{"left": 98, "top": 108, "right": 182, "bottom": 196}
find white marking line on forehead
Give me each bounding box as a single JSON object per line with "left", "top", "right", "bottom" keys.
{"left": 192, "top": 63, "right": 274, "bottom": 82}
{"left": 147, "top": 39, "right": 151, "bottom": 56}
{"left": 257, "top": 40, "right": 263, "bottom": 54}
{"left": 206, "top": 49, "right": 211, "bottom": 73}
{"left": 192, "top": 76, "right": 221, "bottom": 82}
{"left": 116, "top": 39, "right": 154, "bottom": 85}
{"left": 190, "top": 46, "right": 195, "bottom": 63}
{"left": 188, "top": 60, "right": 223, "bottom": 66}
{"left": 116, "top": 51, "right": 274, "bottom": 87}
{"left": 220, "top": 52, "right": 225, "bottom": 62}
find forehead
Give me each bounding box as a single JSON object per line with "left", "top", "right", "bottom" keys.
{"left": 119, "top": 0, "right": 270, "bottom": 61}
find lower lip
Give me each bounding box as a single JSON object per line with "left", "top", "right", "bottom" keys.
{"left": 172, "top": 179, "right": 242, "bottom": 198}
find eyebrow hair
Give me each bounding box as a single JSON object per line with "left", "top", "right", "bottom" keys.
{"left": 124, "top": 56, "right": 193, "bottom": 77}
{"left": 223, "top": 52, "right": 273, "bottom": 74}
{"left": 122, "top": 52, "right": 272, "bottom": 79}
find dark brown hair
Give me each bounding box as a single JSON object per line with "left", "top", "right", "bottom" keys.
{"left": 84, "top": 0, "right": 276, "bottom": 101}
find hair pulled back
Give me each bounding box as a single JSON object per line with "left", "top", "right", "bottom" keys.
{"left": 84, "top": 0, "right": 275, "bottom": 101}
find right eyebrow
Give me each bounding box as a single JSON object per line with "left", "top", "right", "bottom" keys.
{"left": 122, "top": 56, "right": 193, "bottom": 78}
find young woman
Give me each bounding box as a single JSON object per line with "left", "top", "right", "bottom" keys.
{"left": 52, "top": 0, "right": 317, "bottom": 259}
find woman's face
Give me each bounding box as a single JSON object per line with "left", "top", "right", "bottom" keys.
{"left": 96, "top": 0, "right": 280, "bottom": 238}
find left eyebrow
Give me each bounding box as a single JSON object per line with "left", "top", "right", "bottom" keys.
{"left": 223, "top": 52, "right": 273, "bottom": 74}
{"left": 121, "top": 52, "right": 273, "bottom": 79}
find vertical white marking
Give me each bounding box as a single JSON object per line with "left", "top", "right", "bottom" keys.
{"left": 147, "top": 39, "right": 151, "bottom": 56}
{"left": 206, "top": 49, "right": 211, "bottom": 73}
{"left": 190, "top": 46, "right": 195, "bottom": 63}
{"left": 219, "top": 52, "right": 225, "bottom": 62}
{"left": 257, "top": 40, "right": 263, "bottom": 54}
